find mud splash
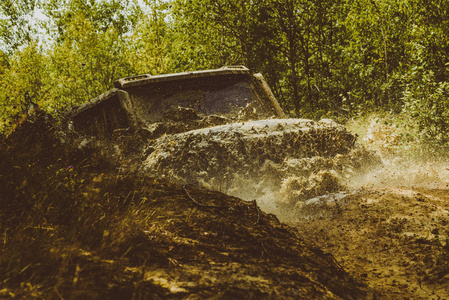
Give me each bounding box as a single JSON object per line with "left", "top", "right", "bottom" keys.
{"left": 347, "top": 156, "right": 449, "bottom": 190}
{"left": 141, "top": 118, "right": 380, "bottom": 220}
{"left": 352, "top": 119, "right": 449, "bottom": 190}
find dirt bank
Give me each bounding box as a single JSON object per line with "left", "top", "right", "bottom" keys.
{"left": 0, "top": 112, "right": 373, "bottom": 299}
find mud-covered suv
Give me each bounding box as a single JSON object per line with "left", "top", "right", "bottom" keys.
{"left": 66, "top": 66, "right": 285, "bottom": 138}
{"left": 66, "top": 66, "right": 377, "bottom": 213}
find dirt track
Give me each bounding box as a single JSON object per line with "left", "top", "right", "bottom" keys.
{"left": 293, "top": 186, "right": 449, "bottom": 299}
{"left": 2, "top": 112, "right": 449, "bottom": 299}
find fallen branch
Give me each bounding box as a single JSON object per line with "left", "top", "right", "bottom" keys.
{"left": 182, "top": 185, "right": 228, "bottom": 209}
{"left": 252, "top": 200, "right": 260, "bottom": 225}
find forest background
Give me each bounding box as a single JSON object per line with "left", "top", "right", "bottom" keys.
{"left": 1, "top": 0, "right": 449, "bottom": 153}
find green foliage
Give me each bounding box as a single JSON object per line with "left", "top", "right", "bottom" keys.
{"left": 0, "top": 1, "right": 139, "bottom": 132}
{"left": 42, "top": 0, "right": 141, "bottom": 41}
{"left": 48, "top": 13, "right": 134, "bottom": 112}
{"left": 127, "top": 0, "right": 175, "bottom": 74}
{"left": 403, "top": 71, "right": 449, "bottom": 146}
{"left": 168, "top": 0, "right": 243, "bottom": 71}
{"left": 0, "top": 0, "right": 39, "bottom": 53}
{"left": 0, "top": 43, "right": 48, "bottom": 132}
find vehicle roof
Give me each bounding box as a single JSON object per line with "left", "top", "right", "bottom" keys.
{"left": 114, "top": 66, "right": 250, "bottom": 89}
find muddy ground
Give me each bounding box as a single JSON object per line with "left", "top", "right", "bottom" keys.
{"left": 293, "top": 187, "right": 449, "bottom": 299}
{"left": 1, "top": 111, "right": 449, "bottom": 299}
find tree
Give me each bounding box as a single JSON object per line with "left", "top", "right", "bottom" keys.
{"left": 169, "top": 0, "right": 245, "bottom": 70}
{"left": 400, "top": 0, "right": 449, "bottom": 145}
{"left": 343, "top": 0, "right": 413, "bottom": 111}
{"left": 48, "top": 13, "right": 135, "bottom": 112}
{"left": 127, "top": 0, "right": 174, "bottom": 74}
{"left": 0, "top": 0, "right": 40, "bottom": 54}
{"left": 0, "top": 43, "right": 48, "bottom": 132}
{"left": 42, "top": 0, "right": 141, "bottom": 42}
